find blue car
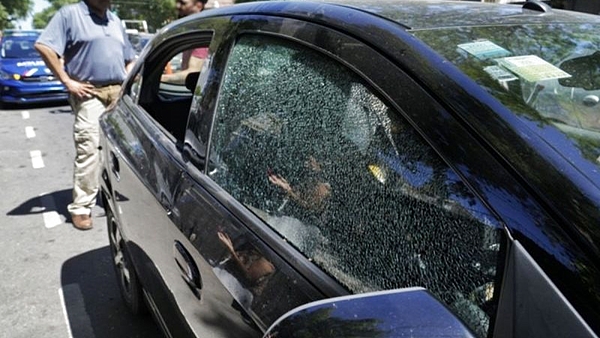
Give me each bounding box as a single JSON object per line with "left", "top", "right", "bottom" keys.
{"left": 0, "top": 30, "right": 67, "bottom": 106}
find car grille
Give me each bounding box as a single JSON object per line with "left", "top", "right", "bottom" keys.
{"left": 21, "top": 75, "right": 58, "bottom": 83}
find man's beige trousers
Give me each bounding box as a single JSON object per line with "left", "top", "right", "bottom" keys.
{"left": 67, "top": 84, "right": 120, "bottom": 216}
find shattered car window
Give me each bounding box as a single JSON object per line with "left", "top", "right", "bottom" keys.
{"left": 208, "top": 34, "right": 505, "bottom": 337}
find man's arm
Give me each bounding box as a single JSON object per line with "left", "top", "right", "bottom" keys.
{"left": 34, "top": 42, "right": 95, "bottom": 99}
{"left": 125, "top": 59, "right": 136, "bottom": 74}
{"left": 161, "top": 55, "right": 204, "bottom": 84}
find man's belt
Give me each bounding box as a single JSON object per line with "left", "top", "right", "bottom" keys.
{"left": 92, "top": 82, "right": 122, "bottom": 88}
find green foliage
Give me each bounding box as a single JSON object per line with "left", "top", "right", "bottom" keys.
{"left": 29, "top": 0, "right": 252, "bottom": 32}
{"left": 32, "top": 0, "right": 176, "bottom": 32}
{"left": 0, "top": 0, "right": 33, "bottom": 30}
{"left": 112, "top": 0, "right": 176, "bottom": 32}
{"left": 32, "top": 0, "right": 77, "bottom": 29}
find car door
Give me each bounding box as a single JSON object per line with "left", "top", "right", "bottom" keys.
{"left": 174, "top": 14, "right": 513, "bottom": 338}
{"left": 102, "top": 31, "right": 219, "bottom": 337}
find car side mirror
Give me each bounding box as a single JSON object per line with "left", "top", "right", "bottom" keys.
{"left": 559, "top": 52, "right": 600, "bottom": 91}
{"left": 263, "top": 287, "right": 475, "bottom": 338}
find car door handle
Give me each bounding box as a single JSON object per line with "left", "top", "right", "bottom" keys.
{"left": 174, "top": 240, "right": 202, "bottom": 299}
{"left": 110, "top": 151, "right": 120, "bottom": 181}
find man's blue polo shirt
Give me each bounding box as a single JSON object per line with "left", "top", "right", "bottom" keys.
{"left": 37, "top": 1, "right": 135, "bottom": 86}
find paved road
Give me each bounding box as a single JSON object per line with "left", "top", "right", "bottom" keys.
{"left": 0, "top": 102, "right": 162, "bottom": 338}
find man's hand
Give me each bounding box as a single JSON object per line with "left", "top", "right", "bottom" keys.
{"left": 217, "top": 231, "right": 235, "bottom": 254}
{"left": 268, "top": 173, "right": 292, "bottom": 193}
{"left": 65, "top": 79, "right": 96, "bottom": 99}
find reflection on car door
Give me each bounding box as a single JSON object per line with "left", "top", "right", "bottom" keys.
{"left": 173, "top": 173, "right": 327, "bottom": 333}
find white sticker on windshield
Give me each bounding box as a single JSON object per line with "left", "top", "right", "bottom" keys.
{"left": 496, "top": 55, "right": 571, "bottom": 82}
{"left": 458, "top": 40, "right": 511, "bottom": 60}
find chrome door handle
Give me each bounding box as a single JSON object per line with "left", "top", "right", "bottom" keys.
{"left": 110, "top": 151, "right": 120, "bottom": 181}
{"left": 174, "top": 241, "right": 202, "bottom": 299}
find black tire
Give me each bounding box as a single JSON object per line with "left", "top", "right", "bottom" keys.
{"left": 107, "top": 206, "right": 147, "bottom": 315}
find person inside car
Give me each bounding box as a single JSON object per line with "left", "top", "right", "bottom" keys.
{"left": 161, "top": 0, "right": 209, "bottom": 84}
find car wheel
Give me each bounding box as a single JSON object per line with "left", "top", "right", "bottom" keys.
{"left": 107, "top": 206, "right": 147, "bottom": 315}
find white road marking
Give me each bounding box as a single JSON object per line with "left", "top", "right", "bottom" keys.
{"left": 21, "top": 110, "right": 30, "bottom": 119}
{"left": 40, "top": 193, "right": 62, "bottom": 228}
{"left": 30, "top": 150, "right": 45, "bottom": 169}
{"left": 25, "top": 126, "right": 36, "bottom": 138}
{"left": 58, "top": 288, "right": 75, "bottom": 338}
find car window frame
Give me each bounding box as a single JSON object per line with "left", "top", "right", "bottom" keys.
{"left": 122, "top": 31, "right": 214, "bottom": 144}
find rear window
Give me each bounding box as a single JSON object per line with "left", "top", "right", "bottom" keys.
{"left": 413, "top": 23, "right": 600, "bottom": 168}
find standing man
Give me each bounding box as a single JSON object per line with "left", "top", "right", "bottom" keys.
{"left": 35, "top": 0, "right": 136, "bottom": 230}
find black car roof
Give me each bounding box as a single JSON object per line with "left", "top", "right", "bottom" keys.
{"left": 313, "top": 0, "right": 600, "bottom": 30}
{"left": 166, "top": 0, "right": 600, "bottom": 39}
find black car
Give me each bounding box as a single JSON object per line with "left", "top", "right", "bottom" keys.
{"left": 99, "top": 1, "right": 600, "bottom": 337}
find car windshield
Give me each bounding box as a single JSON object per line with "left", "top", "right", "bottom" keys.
{"left": 1, "top": 37, "right": 40, "bottom": 59}
{"left": 413, "top": 23, "right": 600, "bottom": 169}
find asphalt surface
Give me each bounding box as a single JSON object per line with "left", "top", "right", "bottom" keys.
{"left": 0, "top": 102, "right": 162, "bottom": 338}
